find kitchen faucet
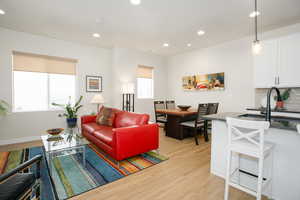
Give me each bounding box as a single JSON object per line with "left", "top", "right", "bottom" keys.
{"left": 265, "top": 87, "right": 282, "bottom": 122}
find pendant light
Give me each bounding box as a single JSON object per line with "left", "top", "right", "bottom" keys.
{"left": 252, "top": 0, "right": 262, "bottom": 55}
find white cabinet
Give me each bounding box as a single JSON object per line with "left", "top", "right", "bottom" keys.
{"left": 254, "top": 40, "right": 278, "bottom": 88}
{"left": 278, "top": 34, "right": 300, "bottom": 87}
{"left": 254, "top": 33, "right": 300, "bottom": 88}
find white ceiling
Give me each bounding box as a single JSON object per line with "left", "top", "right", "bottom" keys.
{"left": 0, "top": 0, "right": 300, "bottom": 56}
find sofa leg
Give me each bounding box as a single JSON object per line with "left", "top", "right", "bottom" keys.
{"left": 155, "top": 149, "right": 160, "bottom": 154}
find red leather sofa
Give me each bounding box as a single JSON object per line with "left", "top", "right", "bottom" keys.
{"left": 81, "top": 110, "right": 159, "bottom": 161}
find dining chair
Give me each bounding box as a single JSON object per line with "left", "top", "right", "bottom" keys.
{"left": 208, "top": 103, "right": 219, "bottom": 114}
{"left": 207, "top": 103, "right": 219, "bottom": 130}
{"left": 166, "top": 100, "right": 176, "bottom": 109}
{"left": 0, "top": 155, "right": 42, "bottom": 200}
{"left": 180, "top": 103, "right": 209, "bottom": 145}
{"left": 154, "top": 100, "right": 167, "bottom": 124}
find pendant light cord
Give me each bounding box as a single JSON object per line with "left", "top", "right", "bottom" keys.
{"left": 254, "top": 0, "right": 258, "bottom": 42}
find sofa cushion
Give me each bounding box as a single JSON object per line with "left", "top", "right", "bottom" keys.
{"left": 96, "top": 107, "right": 119, "bottom": 126}
{"left": 82, "top": 122, "right": 102, "bottom": 133}
{"left": 114, "top": 112, "right": 149, "bottom": 128}
{"left": 93, "top": 126, "right": 114, "bottom": 146}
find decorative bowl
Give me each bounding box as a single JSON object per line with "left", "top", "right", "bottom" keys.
{"left": 177, "top": 105, "right": 191, "bottom": 111}
{"left": 46, "top": 128, "right": 64, "bottom": 136}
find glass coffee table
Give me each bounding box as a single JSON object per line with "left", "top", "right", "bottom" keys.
{"left": 41, "top": 128, "right": 89, "bottom": 175}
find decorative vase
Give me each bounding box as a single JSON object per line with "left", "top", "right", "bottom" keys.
{"left": 276, "top": 101, "right": 284, "bottom": 109}
{"left": 66, "top": 118, "right": 77, "bottom": 128}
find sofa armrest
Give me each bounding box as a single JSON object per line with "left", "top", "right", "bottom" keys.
{"left": 112, "top": 124, "right": 159, "bottom": 160}
{"left": 81, "top": 115, "right": 97, "bottom": 125}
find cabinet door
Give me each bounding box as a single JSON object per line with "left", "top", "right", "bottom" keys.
{"left": 253, "top": 40, "right": 278, "bottom": 88}
{"left": 278, "top": 33, "right": 300, "bottom": 87}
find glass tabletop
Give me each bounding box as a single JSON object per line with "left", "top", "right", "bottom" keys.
{"left": 41, "top": 128, "right": 89, "bottom": 152}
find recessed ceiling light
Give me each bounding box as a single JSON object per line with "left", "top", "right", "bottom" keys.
{"left": 187, "top": 43, "right": 192, "bottom": 47}
{"left": 0, "top": 9, "right": 5, "bottom": 15}
{"left": 249, "top": 11, "right": 260, "bottom": 18}
{"left": 197, "top": 30, "right": 205, "bottom": 36}
{"left": 130, "top": 0, "right": 141, "bottom": 5}
{"left": 93, "top": 33, "right": 100, "bottom": 38}
{"left": 163, "top": 43, "right": 169, "bottom": 47}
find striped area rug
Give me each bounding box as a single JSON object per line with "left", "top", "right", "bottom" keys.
{"left": 0, "top": 144, "right": 168, "bottom": 200}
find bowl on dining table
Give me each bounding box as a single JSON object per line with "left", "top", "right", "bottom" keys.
{"left": 46, "top": 128, "right": 64, "bottom": 136}
{"left": 177, "top": 105, "right": 191, "bottom": 111}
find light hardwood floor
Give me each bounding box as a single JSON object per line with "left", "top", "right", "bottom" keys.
{"left": 0, "top": 129, "right": 261, "bottom": 200}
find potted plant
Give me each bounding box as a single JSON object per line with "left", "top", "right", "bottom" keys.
{"left": 52, "top": 96, "right": 83, "bottom": 128}
{"left": 275, "top": 88, "right": 291, "bottom": 109}
{"left": 0, "top": 99, "right": 9, "bottom": 116}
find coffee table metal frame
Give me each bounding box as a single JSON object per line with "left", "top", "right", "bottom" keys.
{"left": 41, "top": 129, "right": 89, "bottom": 176}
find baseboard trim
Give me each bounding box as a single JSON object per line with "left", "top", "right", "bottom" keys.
{"left": 211, "top": 169, "right": 225, "bottom": 179}
{"left": 0, "top": 136, "right": 40, "bottom": 146}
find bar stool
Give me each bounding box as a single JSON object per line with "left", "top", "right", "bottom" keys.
{"left": 224, "top": 117, "right": 274, "bottom": 200}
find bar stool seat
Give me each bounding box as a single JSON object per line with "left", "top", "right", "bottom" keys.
{"left": 224, "top": 117, "right": 274, "bottom": 200}
{"left": 230, "top": 140, "right": 274, "bottom": 158}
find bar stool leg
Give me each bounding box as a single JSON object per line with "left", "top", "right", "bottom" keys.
{"left": 224, "top": 150, "right": 232, "bottom": 200}
{"left": 238, "top": 153, "right": 241, "bottom": 185}
{"left": 257, "top": 156, "right": 264, "bottom": 200}
{"left": 268, "top": 150, "right": 274, "bottom": 199}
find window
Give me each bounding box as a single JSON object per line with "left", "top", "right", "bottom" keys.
{"left": 137, "top": 65, "right": 154, "bottom": 99}
{"left": 12, "top": 51, "right": 77, "bottom": 112}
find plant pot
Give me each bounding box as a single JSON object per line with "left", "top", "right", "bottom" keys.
{"left": 66, "top": 118, "right": 77, "bottom": 128}
{"left": 276, "top": 101, "right": 284, "bottom": 109}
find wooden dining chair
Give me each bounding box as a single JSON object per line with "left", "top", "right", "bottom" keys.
{"left": 180, "top": 103, "right": 209, "bottom": 145}
{"left": 166, "top": 100, "right": 176, "bottom": 109}
{"left": 208, "top": 103, "right": 219, "bottom": 114}
{"left": 154, "top": 101, "right": 167, "bottom": 124}
{"left": 207, "top": 103, "right": 219, "bottom": 130}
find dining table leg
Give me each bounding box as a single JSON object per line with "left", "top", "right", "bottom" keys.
{"left": 165, "top": 115, "right": 184, "bottom": 140}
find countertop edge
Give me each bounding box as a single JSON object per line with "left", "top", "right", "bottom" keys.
{"left": 201, "top": 112, "right": 299, "bottom": 132}
{"left": 247, "top": 108, "right": 300, "bottom": 114}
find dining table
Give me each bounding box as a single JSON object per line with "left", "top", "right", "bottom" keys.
{"left": 156, "top": 108, "right": 202, "bottom": 140}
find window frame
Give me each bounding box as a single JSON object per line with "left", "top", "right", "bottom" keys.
{"left": 136, "top": 69, "right": 154, "bottom": 100}
{"left": 12, "top": 71, "right": 78, "bottom": 113}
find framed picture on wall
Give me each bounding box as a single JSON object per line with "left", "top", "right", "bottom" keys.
{"left": 86, "top": 75, "right": 102, "bottom": 92}
{"left": 182, "top": 72, "right": 225, "bottom": 91}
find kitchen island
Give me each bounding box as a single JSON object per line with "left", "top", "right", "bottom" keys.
{"left": 203, "top": 112, "right": 300, "bottom": 200}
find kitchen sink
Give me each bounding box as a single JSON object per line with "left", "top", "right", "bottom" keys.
{"left": 237, "top": 113, "right": 300, "bottom": 131}
{"left": 238, "top": 114, "right": 265, "bottom": 120}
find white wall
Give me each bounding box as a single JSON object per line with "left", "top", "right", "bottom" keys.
{"left": 0, "top": 27, "right": 112, "bottom": 142}
{"left": 167, "top": 38, "right": 254, "bottom": 112}
{"left": 112, "top": 48, "right": 168, "bottom": 121}
{"left": 166, "top": 23, "right": 300, "bottom": 113}
{"left": 2, "top": 22, "right": 300, "bottom": 143}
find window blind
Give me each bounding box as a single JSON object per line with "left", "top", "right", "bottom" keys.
{"left": 12, "top": 51, "right": 77, "bottom": 75}
{"left": 137, "top": 65, "right": 153, "bottom": 79}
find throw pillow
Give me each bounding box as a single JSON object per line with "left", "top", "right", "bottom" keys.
{"left": 96, "top": 107, "right": 117, "bottom": 126}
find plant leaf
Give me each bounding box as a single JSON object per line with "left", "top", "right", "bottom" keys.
{"left": 75, "top": 105, "right": 83, "bottom": 113}
{"left": 75, "top": 96, "right": 83, "bottom": 107}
